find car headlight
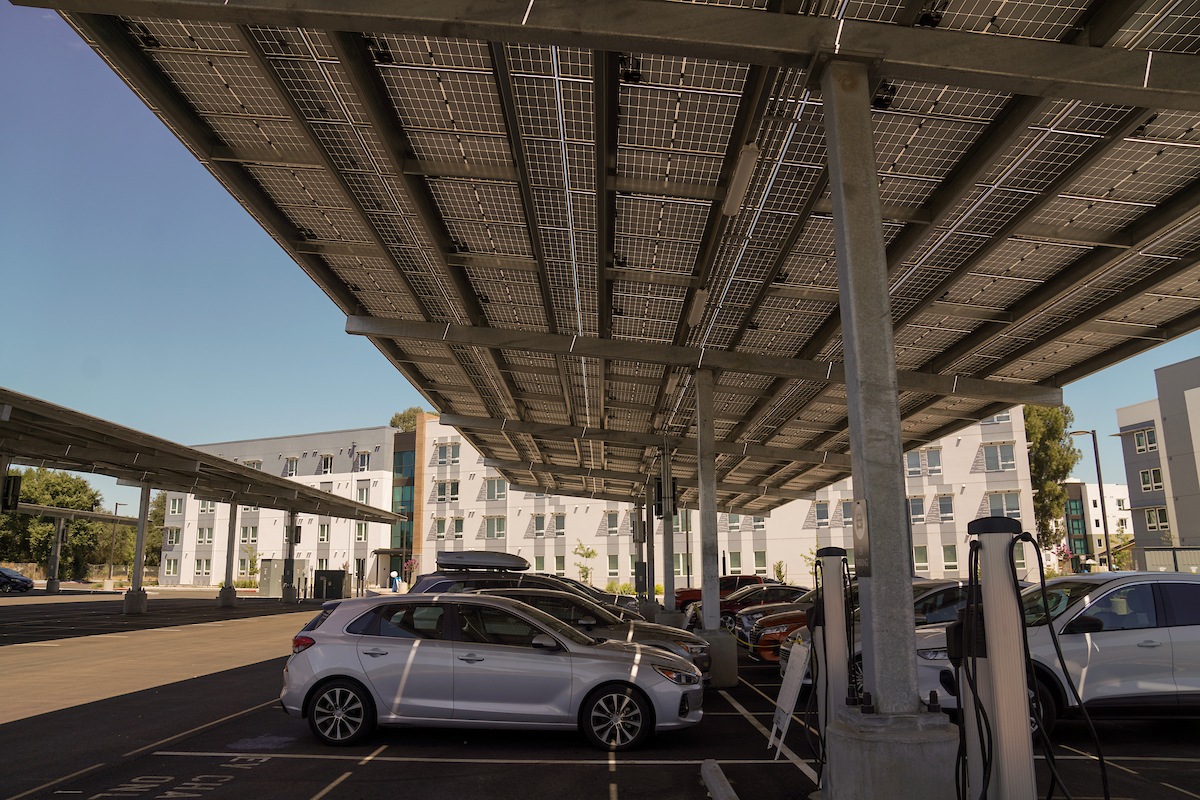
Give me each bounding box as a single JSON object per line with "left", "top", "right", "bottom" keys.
{"left": 762, "top": 624, "right": 792, "bottom": 636}
{"left": 917, "top": 648, "right": 949, "bottom": 661}
{"left": 654, "top": 665, "right": 701, "bottom": 685}
{"left": 674, "top": 641, "right": 708, "bottom": 656}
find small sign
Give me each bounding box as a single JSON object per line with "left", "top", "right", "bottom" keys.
{"left": 852, "top": 499, "right": 871, "bottom": 577}
{"left": 768, "top": 640, "right": 811, "bottom": 759}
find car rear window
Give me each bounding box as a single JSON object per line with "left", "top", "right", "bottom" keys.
{"left": 301, "top": 603, "right": 340, "bottom": 631}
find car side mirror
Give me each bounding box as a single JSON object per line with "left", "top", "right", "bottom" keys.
{"left": 913, "top": 613, "right": 928, "bottom": 626}
{"left": 531, "top": 634, "right": 560, "bottom": 650}
{"left": 577, "top": 616, "right": 597, "bottom": 629}
{"left": 1063, "top": 615, "right": 1104, "bottom": 635}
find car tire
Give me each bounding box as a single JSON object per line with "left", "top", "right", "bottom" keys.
{"left": 307, "top": 679, "right": 375, "bottom": 746}
{"left": 720, "top": 613, "right": 735, "bottom": 632}
{"left": 581, "top": 684, "right": 653, "bottom": 751}
{"left": 1031, "top": 680, "right": 1057, "bottom": 738}
{"left": 0, "top": 584, "right": 10, "bottom": 593}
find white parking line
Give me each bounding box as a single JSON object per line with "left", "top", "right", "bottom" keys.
{"left": 5, "top": 763, "right": 104, "bottom": 800}
{"left": 358, "top": 745, "right": 387, "bottom": 765}
{"left": 1060, "top": 744, "right": 1139, "bottom": 776}
{"left": 152, "top": 751, "right": 795, "bottom": 766}
{"left": 309, "top": 771, "right": 352, "bottom": 800}
{"left": 1162, "top": 783, "right": 1200, "bottom": 799}
{"left": 717, "top": 690, "right": 820, "bottom": 784}
{"left": 737, "top": 677, "right": 820, "bottom": 736}
{"left": 123, "top": 699, "right": 280, "bottom": 756}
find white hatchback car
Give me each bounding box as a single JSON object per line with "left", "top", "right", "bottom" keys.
{"left": 281, "top": 593, "right": 704, "bottom": 751}
{"left": 915, "top": 572, "right": 1200, "bottom": 732}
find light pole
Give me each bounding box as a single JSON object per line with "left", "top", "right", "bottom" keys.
{"left": 1069, "top": 430, "right": 1112, "bottom": 569}
{"left": 107, "top": 502, "right": 124, "bottom": 580}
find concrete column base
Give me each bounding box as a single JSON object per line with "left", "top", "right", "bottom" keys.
{"left": 815, "top": 706, "right": 958, "bottom": 800}
{"left": 281, "top": 585, "right": 298, "bottom": 604}
{"left": 122, "top": 589, "right": 149, "bottom": 615}
{"left": 655, "top": 610, "right": 686, "bottom": 629}
{"left": 46, "top": 578, "right": 60, "bottom": 594}
{"left": 217, "top": 586, "right": 238, "bottom": 607}
{"left": 698, "top": 627, "right": 738, "bottom": 688}
{"left": 638, "top": 600, "right": 662, "bottom": 620}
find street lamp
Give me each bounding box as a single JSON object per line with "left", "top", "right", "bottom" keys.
{"left": 107, "top": 502, "right": 124, "bottom": 580}
{"left": 1069, "top": 430, "right": 1112, "bottom": 570}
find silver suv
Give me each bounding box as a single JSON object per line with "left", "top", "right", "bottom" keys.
{"left": 281, "top": 593, "right": 703, "bottom": 751}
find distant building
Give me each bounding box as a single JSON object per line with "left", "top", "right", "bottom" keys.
{"left": 1060, "top": 481, "right": 1132, "bottom": 569}
{"left": 1116, "top": 354, "right": 1200, "bottom": 568}
{"left": 160, "top": 410, "right": 1037, "bottom": 590}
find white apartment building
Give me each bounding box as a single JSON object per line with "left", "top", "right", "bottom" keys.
{"left": 160, "top": 410, "right": 1037, "bottom": 591}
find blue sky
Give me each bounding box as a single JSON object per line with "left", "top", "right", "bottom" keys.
{"left": 2, "top": 4, "right": 1197, "bottom": 510}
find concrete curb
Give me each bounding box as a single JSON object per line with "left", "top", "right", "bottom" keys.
{"left": 701, "top": 759, "right": 738, "bottom": 800}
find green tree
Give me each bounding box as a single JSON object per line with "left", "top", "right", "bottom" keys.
{"left": 1024, "top": 406, "right": 1082, "bottom": 548}
{"left": 573, "top": 539, "right": 597, "bottom": 584}
{"left": 772, "top": 560, "right": 788, "bottom": 583}
{"left": 0, "top": 468, "right": 106, "bottom": 579}
{"left": 390, "top": 407, "right": 435, "bottom": 431}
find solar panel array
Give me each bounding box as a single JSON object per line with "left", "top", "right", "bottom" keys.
{"left": 49, "top": 0, "right": 1200, "bottom": 514}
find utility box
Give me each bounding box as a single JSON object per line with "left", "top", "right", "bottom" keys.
{"left": 314, "top": 570, "right": 346, "bottom": 600}
{"left": 259, "top": 558, "right": 308, "bottom": 598}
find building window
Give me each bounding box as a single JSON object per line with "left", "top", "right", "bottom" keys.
{"left": 356, "top": 523, "right": 367, "bottom": 542}
{"left": 908, "top": 497, "right": 925, "bottom": 524}
{"left": 318, "top": 523, "right": 330, "bottom": 543}
{"left": 534, "top": 515, "right": 545, "bottom": 537}
{"left": 318, "top": 558, "right": 328, "bottom": 571}
{"left": 435, "top": 518, "right": 447, "bottom": 540}
{"left": 553, "top": 513, "right": 566, "bottom": 536}
{"left": 815, "top": 502, "right": 829, "bottom": 528}
{"left": 989, "top": 492, "right": 1021, "bottom": 519}
{"left": 194, "top": 558, "right": 211, "bottom": 576}
{"left": 166, "top": 528, "right": 181, "bottom": 546}
{"left": 169, "top": 498, "right": 184, "bottom": 515}
{"left": 1134, "top": 428, "right": 1158, "bottom": 453}
{"left": 841, "top": 501, "right": 854, "bottom": 524}
{"left": 453, "top": 518, "right": 464, "bottom": 539}
{"left": 753, "top": 516, "right": 765, "bottom": 531}
{"left": 555, "top": 555, "right": 565, "bottom": 576}
{"left": 943, "top": 544, "right": 958, "bottom": 572}
{"left": 729, "top": 551, "right": 742, "bottom": 574}
{"left": 357, "top": 486, "right": 369, "bottom": 505}
{"left": 238, "top": 558, "right": 248, "bottom": 577}
{"left": 436, "top": 481, "right": 460, "bottom": 502}
{"left": 982, "top": 410, "right": 1011, "bottom": 423}
{"left": 535, "top": 555, "right": 545, "bottom": 572}
{"left": 608, "top": 554, "right": 619, "bottom": 578}
{"left": 906, "top": 451, "right": 922, "bottom": 477}
{"left": 198, "top": 500, "right": 215, "bottom": 514}
{"left": 164, "top": 559, "right": 178, "bottom": 576}
{"left": 320, "top": 455, "right": 333, "bottom": 474}
{"left": 1013, "top": 541, "right": 1026, "bottom": 571}
{"left": 198, "top": 527, "right": 213, "bottom": 545}
{"left": 926, "top": 449, "right": 942, "bottom": 476}
{"left": 244, "top": 460, "right": 262, "bottom": 470}
{"left": 983, "top": 443, "right": 1016, "bottom": 472}
{"left": 1140, "top": 468, "right": 1164, "bottom": 492}
{"left": 936, "top": 495, "right": 954, "bottom": 522}
{"left": 242, "top": 504, "right": 259, "bottom": 512}
{"left": 728, "top": 513, "right": 741, "bottom": 532}
{"left": 674, "top": 553, "right": 692, "bottom": 577}
{"left": 913, "top": 546, "right": 928, "bottom": 572}
{"left": 486, "top": 478, "right": 506, "bottom": 500}
{"left": 1145, "top": 507, "right": 1169, "bottom": 531}
{"left": 1116, "top": 498, "right": 1125, "bottom": 510}
{"left": 486, "top": 516, "right": 506, "bottom": 539}
{"left": 754, "top": 551, "right": 767, "bottom": 576}
{"left": 357, "top": 452, "right": 370, "bottom": 472}
{"left": 437, "top": 443, "right": 461, "bottom": 465}
{"left": 285, "top": 457, "right": 298, "bottom": 477}
{"left": 607, "top": 511, "right": 620, "bottom": 536}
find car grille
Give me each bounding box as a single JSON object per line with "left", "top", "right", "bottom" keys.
{"left": 749, "top": 620, "right": 765, "bottom": 646}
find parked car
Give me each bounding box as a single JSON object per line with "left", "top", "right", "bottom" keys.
{"left": 473, "top": 588, "right": 711, "bottom": 677}
{"left": 281, "top": 592, "right": 703, "bottom": 751}
{"left": 683, "top": 583, "right": 810, "bottom": 632}
{"left": 915, "top": 572, "right": 1200, "bottom": 733}
{"left": 410, "top": 551, "right": 639, "bottom": 620}
{"left": 0, "top": 567, "right": 34, "bottom": 593}
{"left": 778, "top": 578, "right": 969, "bottom": 677}
{"left": 539, "top": 573, "right": 639, "bottom": 613}
{"left": 674, "top": 574, "right": 768, "bottom": 611}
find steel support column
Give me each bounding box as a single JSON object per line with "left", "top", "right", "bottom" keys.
{"left": 122, "top": 483, "right": 151, "bottom": 614}
{"left": 218, "top": 502, "right": 239, "bottom": 607}
{"left": 643, "top": 487, "right": 656, "bottom": 613}
{"left": 660, "top": 437, "right": 675, "bottom": 606}
{"left": 821, "top": 60, "right": 917, "bottom": 715}
{"left": 47, "top": 517, "right": 64, "bottom": 593}
{"left": 696, "top": 370, "right": 719, "bottom": 632}
{"left": 283, "top": 509, "right": 298, "bottom": 603}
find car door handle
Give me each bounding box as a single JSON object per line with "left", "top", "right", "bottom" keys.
{"left": 361, "top": 649, "right": 388, "bottom": 657}
{"left": 1137, "top": 640, "right": 1165, "bottom": 648}
{"left": 458, "top": 654, "right": 485, "bottom": 663}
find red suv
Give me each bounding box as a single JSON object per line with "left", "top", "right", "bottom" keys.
{"left": 674, "top": 574, "right": 768, "bottom": 610}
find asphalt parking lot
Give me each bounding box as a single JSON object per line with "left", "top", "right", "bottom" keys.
{"left": 2, "top": 592, "right": 1199, "bottom": 800}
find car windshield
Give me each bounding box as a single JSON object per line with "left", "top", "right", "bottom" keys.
{"left": 0, "top": 567, "right": 20, "bottom": 577}
{"left": 1021, "top": 580, "right": 1105, "bottom": 626}
{"left": 726, "top": 584, "right": 765, "bottom": 601}
{"left": 503, "top": 601, "right": 599, "bottom": 646}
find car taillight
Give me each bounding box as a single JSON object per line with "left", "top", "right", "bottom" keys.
{"left": 292, "top": 635, "right": 315, "bottom": 654}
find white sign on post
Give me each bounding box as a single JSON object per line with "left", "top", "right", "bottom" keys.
{"left": 768, "top": 639, "right": 811, "bottom": 759}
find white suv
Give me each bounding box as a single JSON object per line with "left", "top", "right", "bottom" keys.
{"left": 916, "top": 572, "right": 1200, "bottom": 732}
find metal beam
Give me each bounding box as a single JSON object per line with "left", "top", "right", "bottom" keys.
{"left": 29, "top": 0, "right": 1200, "bottom": 112}
{"left": 347, "top": 315, "right": 1063, "bottom": 407}
{"left": 506, "top": 481, "right": 774, "bottom": 516}
{"left": 0, "top": 441, "right": 201, "bottom": 473}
